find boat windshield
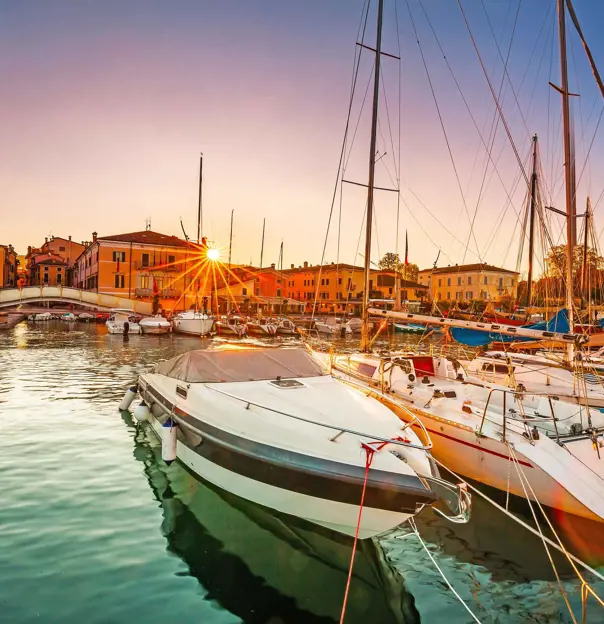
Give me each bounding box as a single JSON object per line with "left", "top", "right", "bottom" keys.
{"left": 154, "top": 347, "right": 326, "bottom": 383}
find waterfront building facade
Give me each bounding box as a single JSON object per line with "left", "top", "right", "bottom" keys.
{"left": 0, "top": 244, "right": 17, "bottom": 288}
{"left": 29, "top": 253, "right": 68, "bottom": 286}
{"left": 417, "top": 263, "right": 519, "bottom": 303}
{"left": 73, "top": 231, "right": 211, "bottom": 313}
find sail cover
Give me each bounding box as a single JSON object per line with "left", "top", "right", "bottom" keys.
{"left": 450, "top": 309, "right": 570, "bottom": 347}
{"left": 154, "top": 347, "right": 326, "bottom": 383}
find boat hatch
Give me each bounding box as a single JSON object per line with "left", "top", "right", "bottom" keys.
{"left": 481, "top": 362, "right": 512, "bottom": 374}
{"left": 411, "top": 356, "right": 435, "bottom": 377}
{"left": 176, "top": 386, "right": 188, "bottom": 399}
{"left": 269, "top": 379, "right": 305, "bottom": 389}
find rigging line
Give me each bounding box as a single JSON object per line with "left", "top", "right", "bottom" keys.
{"left": 574, "top": 104, "right": 604, "bottom": 196}
{"left": 480, "top": 0, "right": 532, "bottom": 139}
{"left": 463, "top": 0, "right": 522, "bottom": 263}
{"left": 312, "top": 0, "right": 370, "bottom": 321}
{"left": 417, "top": 0, "right": 527, "bottom": 255}
{"left": 405, "top": 0, "right": 482, "bottom": 263}
{"left": 394, "top": 0, "right": 402, "bottom": 272}
{"left": 344, "top": 65, "right": 375, "bottom": 172}
{"left": 457, "top": 0, "right": 530, "bottom": 189}
{"left": 379, "top": 64, "right": 398, "bottom": 178}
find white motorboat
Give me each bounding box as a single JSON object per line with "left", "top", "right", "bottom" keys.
{"left": 78, "top": 312, "right": 95, "bottom": 322}
{"left": 130, "top": 347, "right": 461, "bottom": 538}
{"left": 345, "top": 317, "right": 373, "bottom": 334}
{"left": 314, "top": 317, "right": 352, "bottom": 337}
{"left": 106, "top": 309, "right": 141, "bottom": 334}
{"left": 34, "top": 312, "right": 54, "bottom": 321}
{"left": 173, "top": 310, "right": 214, "bottom": 336}
{"left": 61, "top": 312, "right": 76, "bottom": 322}
{"left": 324, "top": 350, "right": 604, "bottom": 523}
{"left": 465, "top": 351, "right": 604, "bottom": 410}
{"left": 276, "top": 318, "right": 298, "bottom": 336}
{"left": 246, "top": 318, "right": 277, "bottom": 337}
{"left": 216, "top": 316, "right": 247, "bottom": 337}
{"left": 140, "top": 315, "right": 172, "bottom": 335}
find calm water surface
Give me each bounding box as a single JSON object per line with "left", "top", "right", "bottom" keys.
{"left": 1, "top": 321, "right": 604, "bottom": 623}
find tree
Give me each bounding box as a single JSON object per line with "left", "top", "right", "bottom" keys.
{"left": 545, "top": 245, "right": 604, "bottom": 280}
{"left": 377, "top": 252, "right": 419, "bottom": 282}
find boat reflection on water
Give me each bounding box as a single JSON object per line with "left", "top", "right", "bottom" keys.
{"left": 123, "top": 411, "right": 420, "bottom": 624}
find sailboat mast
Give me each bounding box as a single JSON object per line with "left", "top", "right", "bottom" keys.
{"left": 557, "top": 0, "right": 576, "bottom": 357}
{"left": 260, "top": 218, "right": 266, "bottom": 268}
{"left": 526, "top": 134, "right": 538, "bottom": 308}
{"left": 360, "top": 0, "right": 384, "bottom": 353}
{"left": 228, "top": 209, "right": 234, "bottom": 269}
{"left": 581, "top": 197, "right": 590, "bottom": 302}
{"left": 197, "top": 153, "right": 203, "bottom": 244}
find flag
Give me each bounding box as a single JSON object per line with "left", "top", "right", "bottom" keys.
{"left": 404, "top": 231, "right": 409, "bottom": 266}
{"left": 116, "top": 257, "right": 120, "bottom": 273}
{"left": 153, "top": 279, "right": 159, "bottom": 296}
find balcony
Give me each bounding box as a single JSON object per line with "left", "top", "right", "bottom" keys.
{"left": 135, "top": 261, "right": 179, "bottom": 272}
{"left": 134, "top": 287, "right": 180, "bottom": 299}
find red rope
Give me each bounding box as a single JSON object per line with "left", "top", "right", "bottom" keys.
{"left": 339, "top": 443, "right": 375, "bottom": 624}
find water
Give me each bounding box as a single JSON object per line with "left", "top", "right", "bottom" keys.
{"left": 1, "top": 321, "right": 604, "bottom": 623}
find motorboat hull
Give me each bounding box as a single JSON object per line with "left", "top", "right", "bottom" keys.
{"left": 216, "top": 324, "right": 246, "bottom": 337}
{"left": 106, "top": 322, "right": 141, "bottom": 334}
{"left": 247, "top": 324, "right": 277, "bottom": 337}
{"left": 141, "top": 325, "right": 171, "bottom": 335}
{"left": 173, "top": 317, "right": 214, "bottom": 336}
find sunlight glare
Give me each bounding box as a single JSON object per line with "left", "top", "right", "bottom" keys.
{"left": 207, "top": 248, "right": 220, "bottom": 261}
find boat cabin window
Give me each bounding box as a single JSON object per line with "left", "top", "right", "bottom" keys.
{"left": 481, "top": 363, "right": 511, "bottom": 375}
{"left": 347, "top": 360, "right": 378, "bottom": 378}
{"left": 411, "top": 356, "right": 435, "bottom": 377}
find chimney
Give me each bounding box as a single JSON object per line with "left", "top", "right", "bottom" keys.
{"left": 45, "top": 237, "right": 48, "bottom": 244}
{"left": 303, "top": 261, "right": 308, "bottom": 268}
{"left": 270, "top": 263, "right": 275, "bottom": 269}
{"left": 290, "top": 264, "right": 294, "bottom": 269}
{"left": 68, "top": 235, "right": 72, "bottom": 241}
{"left": 27, "top": 246, "right": 31, "bottom": 255}
{"left": 92, "top": 232, "right": 97, "bottom": 242}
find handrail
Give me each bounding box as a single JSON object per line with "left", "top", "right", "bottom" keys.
{"left": 205, "top": 384, "right": 431, "bottom": 451}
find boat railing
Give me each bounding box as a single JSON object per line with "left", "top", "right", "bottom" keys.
{"left": 205, "top": 384, "right": 432, "bottom": 451}
{"left": 477, "top": 387, "right": 561, "bottom": 443}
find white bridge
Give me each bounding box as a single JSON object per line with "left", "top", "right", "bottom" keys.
{"left": 0, "top": 286, "right": 153, "bottom": 315}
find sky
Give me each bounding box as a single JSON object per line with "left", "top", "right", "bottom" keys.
{"left": 2, "top": 0, "right": 604, "bottom": 276}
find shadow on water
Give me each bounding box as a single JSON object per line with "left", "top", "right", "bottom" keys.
{"left": 121, "top": 411, "right": 420, "bottom": 624}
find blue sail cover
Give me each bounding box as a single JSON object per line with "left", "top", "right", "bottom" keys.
{"left": 450, "top": 309, "right": 570, "bottom": 347}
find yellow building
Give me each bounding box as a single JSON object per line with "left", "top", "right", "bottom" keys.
{"left": 73, "top": 230, "right": 213, "bottom": 312}
{"left": 282, "top": 262, "right": 426, "bottom": 313}
{"left": 0, "top": 244, "right": 17, "bottom": 288}
{"left": 417, "top": 263, "right": 518, "bottom": 302}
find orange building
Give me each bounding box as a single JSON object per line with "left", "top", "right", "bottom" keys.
{"left": 0, "top": 244, "right": 17, "bottom": 288}
{"left": 73, "top": 230, "right": 214, "bottom": 313}
{"left": 29, "top": 253, "right": 68, "bottom": 286}
{"left": 281, "top": 262, "right": 427, "bottom": 313}
{"left": 26, "top": 235, "right": 86, "bottom": 286}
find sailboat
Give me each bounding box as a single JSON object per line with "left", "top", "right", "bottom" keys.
{"left": 325, "top": 0, "right": 604, "bottom": 523}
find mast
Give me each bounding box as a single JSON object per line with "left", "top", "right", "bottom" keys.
{"left": 581, "top": 196, "right": 591, "bottom": 302}
{"left": 526, "top": 134, "right": 538, "bottom": 308}
{"left": 557, "top": 0, "right": 577, "bottom": 359}
{"left": 360, "top": 0, "right": 384, "bottom": 353}
{"left": 197, "top": 153, "right": 203, "bottom": 244}
{"left": 228, "top": 209, "right": 234, "bottom": 269}
{"left": 260, "top": 218, "right": 266, "bottom": 268}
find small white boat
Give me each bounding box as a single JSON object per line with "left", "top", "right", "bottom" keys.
{"left": 34, "top": 312, "right": 54, "bottom": 321}
{"left": 173, "top": 310, "right": 214, "bottom": 336}
{"left": 140, "top": 315, "right": 172, "bottom": 335}
{"left": 276, "top": 318, "right": 298, "bottom": 336}
{"left": 78, "top": 312, "right": 95, "bottom": 322}
{"left": 314, "top": 317, "right": 352, "bottom": 337}
{"left": 246, "top": 318, "right": 278, "bottom": 337}
{"left": 130, "top": 347, "right": 464, "bottom": 538}
{"left": 216, "top": 316, "right": 247, "bottom": 337}
{"left": 61, "top": 313, "right": 76, "bottom": 322}
{"left": 106, "top": 309, "right": 141, "bottom": 334}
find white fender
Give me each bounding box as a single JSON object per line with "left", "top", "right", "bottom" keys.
{"left": 162, "top": 418, "right": 177, "bottom": 465}
{"left": 119, "top": 386, "right": 138, "bottom": 411}
{"left": 133, "top": 402, "right": 151, "bottom": 422}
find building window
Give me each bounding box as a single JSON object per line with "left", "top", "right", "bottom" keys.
{"left": 96, "top": 252, "right": 99, "bottom": 262}
{"left": 321, "top": 278, "right": 325, "bottom": 286}
{"left": 338, "top": 278, "right": 342, "bottom": 285}
{"left": 389, "top": 287, "right": 393, "bottom": 295}
{"left": 242, "top": 287, "right": 247, "bottom": 296}
{"left": 438, "top": 279, "right": 442, "bottom": 287}
{"left": 455, "top": 292, "right": 461, "bottom": 300}
{"left": 141, "top": 253, "right": 149, "bottom": 267}
{"left": 447, "top": 278, "right": 451, "bottom": 286}
{"left": 59, "top": 246, "right": 66, "bottom": 252}
{"left": 44, "top": 266, "right": 49, "bottom": 272}
{"left": 112, "top": 251, "right": 126, "bottom": 262}
{"left": 43, "top": 273, "right": 49, "bottom": 284}
{"left": 467, "top": 291, "right": 473, "bottom": 300}
{"left": 498, "top": 277, "right": 503, "bottom": 289}
{"left": 276, "top": 289, "right": 281, "bottom": 297}
{"left": 325, "top": 278, "right": 330, "bottom": 285}
{"left": 482, "top": 291, "right": 488, "bottom": 299}
{"left": 141, "top": 276, "right": 149, "bottom": 289}
{"left": 468, "top": 276, "right": 472, "bottom": 285}
{"left": 483, "top": 276, "right": 488, "bottom": 285}
{"left": 447, "top": 292, "right": 451, "bottom": 300}
{"left": 57, "top": 273, "right": 62, "bottom": 284}
{"left": 114, "top": 274, "right": 125, "bottom": 288}
{"left": 457, "top": 277, "right": 461, "bottom": 285}
{"left": 168, "top": 255, "right": 175, "bottom": 265}
{"left": 57, "top": 267, "right": 62, "bottom": 272}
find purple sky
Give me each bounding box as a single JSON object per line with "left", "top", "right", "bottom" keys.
{"left": 2, "top": 0, "right": 604, "bottom": 276}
